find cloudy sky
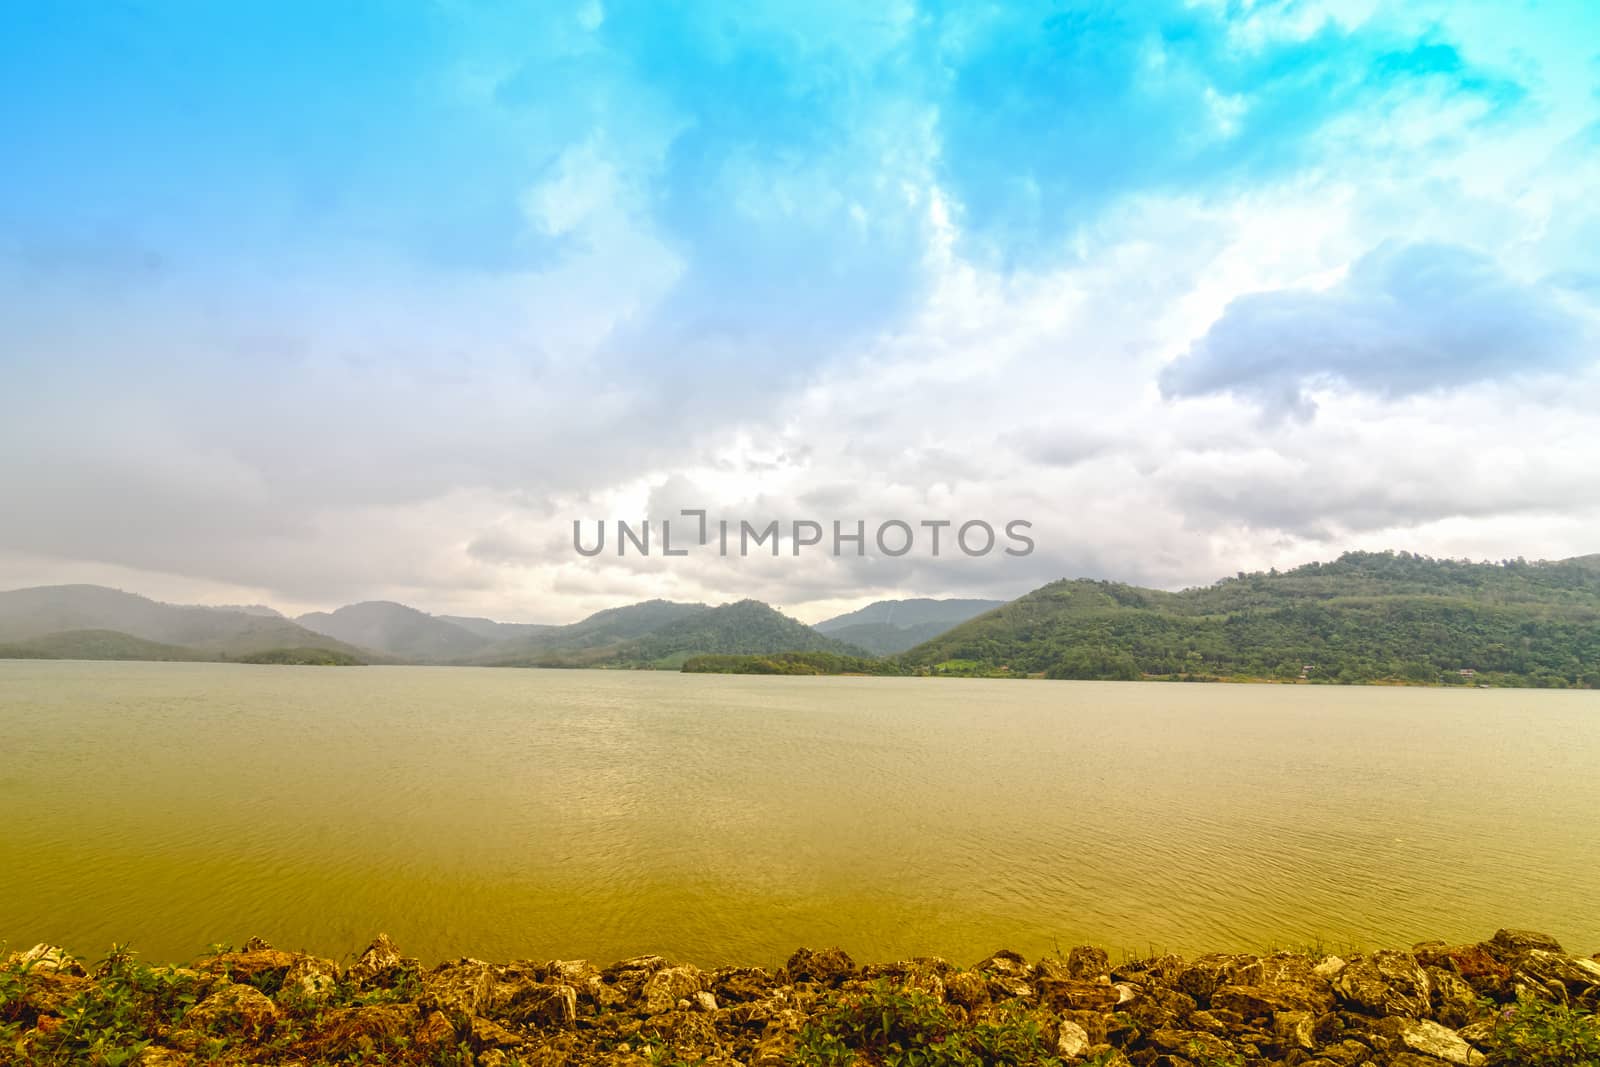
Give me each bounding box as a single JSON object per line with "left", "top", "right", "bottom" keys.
{"left": 3, "top": 0, "right": 1598, "bottom": 624}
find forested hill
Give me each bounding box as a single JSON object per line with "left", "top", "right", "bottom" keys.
{"left": 898, "top": 552, "right": 1600, "bottom": 687}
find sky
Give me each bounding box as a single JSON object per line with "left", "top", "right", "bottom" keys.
{"left": 2, "top": 0, "right": 1598, "bottom": 625}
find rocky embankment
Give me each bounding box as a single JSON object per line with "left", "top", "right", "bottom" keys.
{"left": 4, "top": 928, "right": 1599, "bottom": 1065}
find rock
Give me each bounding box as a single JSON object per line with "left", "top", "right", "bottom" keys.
{"left": 541, "top": 958, "right": 605, "bottom": 1002}
{"left": 1175, "top": 953, "right": 1258, "bottom": 1002}
{"left": 1066, "top": 946, "right": 1112, "bottom": 980}
{"left": 785, "top": 947, "right": 856, "bottom": 986}
{"left": 134, "top": 1049, "right": 190, "bottom": 1066}
{"left": 1445, "top": 944, "right": 1511, "bottom": 989}
{"left": 346, "top": 933, "right": 411, "bottom": 987}
{"left": 276, "top": 954, "right": 340, "bottom": 1005}
{"left": 751, "top": 1007, "right": 807, "bottom": 1066}
{"left": 304, "top": 1003, "right": 419, "bottom": 1058}
{"left": 196, "top": 947, "right": 304, "bottom": 991}
{"left": 712, "top": 967, "right": 778, "bottom": 1004}
{"left": 986, "top": 973, "right": 1034, "bottom": 1000}
{"left": 414, "top": 1009, "right": 456, "bottom": 1049}
{"left": 469, "top": 1015, "right": 522, "bottom": 1049}
{"left": 1037, "top": 977, "right": 1122, "bottom": 1011}
{"left": 945, "top": 970, "right": 990, "bottom": 1011}
{"left": 186, "top": 982, "right": 278, "bottom": 1037}
{"left": 693, "top": 990, "right": 717, "bottom": 1013}
{"left": 4, "top": 945, "right": 86, "bottom": 976}
{"left": 639, "top": 965, "right": 706, "bottom": 1014}
{"left": 1313, "top": 955, "right": 1348, "bottom": 979}
{"left": 13, "top": 970, "right": 90, "bottom": 1016}
{"left": 1514, "top": 949, "right": 1600, "bottom": 1001}
{"left": 1388, "top": 1018, "right": 1486, "bottom": 1066}
{"left": 1272, "top": 1009, "right": 1317, "bottom": 1050}
{"left": 1150, "top": 1027, "right": 1237, "bottom": 1062}
{"left": 1487, "top": 929, "right": 1564, "bottom": 959}
{"left": 491, "top": 978, "right": 578, "bottom": 1028}
{"left": 974, "top": 948, "right": 1031, "bottom": 978}
{"left": 604, "top": 954, "right": 670, "bottom": 988}
{"left": 1333, "top": 951, "right": 1432, "bottom": 1017}
{"left": 1428, "top": 966, "right": 1483, "bottom": 1028}
{"left": 1057, "top": 1019, "right": 1093, "bottom": 1059}
{"left": 1457, "top": 1019, "right": 1496, "bottom": 1048}
{"left": 1211, "top": 981, "right": 1333, "bottom": 1018}
{"left": 421, "top": 958, "right": 494, "bottom": 1017}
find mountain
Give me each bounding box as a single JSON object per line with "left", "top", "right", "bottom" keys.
{"left": 814, "top": 597, "right": 1006, "bottom": 655}
{"left": 0, "top": 629, "right": 211, "bottom": 661}
{"left": 473, "top": 599, "right": 866, "bottom": 668}
{"left": 0, "top": 585, "right": 373, "bottom": 660}
{"left": 898, "top": 551, "right": 1600, "bottom": 687}
{"left": 437, "top": 615, "right": 555, "bottom": 642}
{"left": 296, "top": 601, "right": 491, "bottom": 661}
{"left": 467, "top": 599, "right": 711, "bottom": 665}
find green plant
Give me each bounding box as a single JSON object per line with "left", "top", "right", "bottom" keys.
{"left": 792, "top": 980, "right": 1065, "bottom": 1066}
{"left": 1485, "top": 996, "right": 1600, "bottom": 1067}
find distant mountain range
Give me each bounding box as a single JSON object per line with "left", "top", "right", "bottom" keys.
{"left": 0, "top": 585, "right": 969, "bottom": 669}
{"left": 5, "top": 552, "right": 1597, "bottom": 687}
{"left": 0, "top": 585, "right": 371, "bottom": 661}
{"left": 813, "top": 597, "right": 1005, "bottom": 655}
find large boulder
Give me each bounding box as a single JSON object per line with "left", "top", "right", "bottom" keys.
{"left": 1174, "top": 954, "right": 1259, "bottom": 1002}
{"left": 1036, "top": 977, "right": 1122, "bottom": 1012}
{"left": 785, "top": 947, "right": 856, "bottom": 986}
{"left": 186, "top": 982, "right": 278, "bottom": 1037}
{"left": 1379, "top": 1017, "right": 1486, "bottom": 1066}
{"left": 639, "top": 966, "right": 706, "bottom": 1015}
{"left": 1333, "top": 951, "right": 1432, "bottom": 1017}
{"left": 3, "top": 945, "right": 85, "bottom": 977}
{"left": 1211, "top": 981, "right": 1333, "bottom": 1019}
{"left": 1428, "top": 966, "right": 1484, "bottom": 1028}
{"left": 711, "top": 967, "right": 779, "bottom": 1004}
{"left": 345, "top": 933, "right": 418, "bottom": 988}
{"left": 1512, "top": 949, "right": 1600, "bottom": 1004}
{"left": 1065, "top": 946, "right": 1111, "bottom": 980}
{"left": 1486, "top": 929, "right": 1563, "bottom": 960}
{"left": 195, "top": 948, "right": 302, "bottom": 992}
{"left": 421, "top": 958, "right": 495, "bottom": 1017}
{"left": 276, "top": 955, "right": 340, "bottom": 1005}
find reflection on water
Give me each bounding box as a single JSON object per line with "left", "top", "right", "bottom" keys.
{"left": 2, "top": 661, "right": 1596, "bottom": 966}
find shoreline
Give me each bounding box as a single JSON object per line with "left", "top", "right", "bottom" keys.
{"left": 5, "top": 929, "right": 1598, "bottom": 1065}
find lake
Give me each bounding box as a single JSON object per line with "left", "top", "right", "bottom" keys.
{"left": 2, "top": 661, "right": 1596, "bottom": 968}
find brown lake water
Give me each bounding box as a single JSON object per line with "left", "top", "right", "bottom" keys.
{"left": 1, "top": 661, "right": 1596, "bottom": 968}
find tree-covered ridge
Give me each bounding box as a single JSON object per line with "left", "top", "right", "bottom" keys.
{"left": 899, "top": 551, "right": 1600, "bottom": 687}
{"left": 516, "top": 600, "right": 871, "bottom": 669}
{"left": 683, "top": 651, "right": 905, "bottom": 675}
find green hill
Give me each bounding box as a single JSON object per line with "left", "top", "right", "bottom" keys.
{"left": 467, "top": 599, "right": 711, "bottom": 665}
{"left": 479, "top": 599, "right": 868, "bottom": 668}
{"left": 898, "top": 551, "right": 1600, "bottom": 687}
{"left": 0, "top": 629, "right": 211, "bottom": 661}
{"left": 236, "top": 647, "right": 365, "bottom": 666}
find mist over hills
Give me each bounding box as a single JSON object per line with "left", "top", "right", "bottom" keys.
{"left": 813, "top": 598, "right": 1006, "bottom": 655}
{"left": 0, "top": 585, "right": 370, "bottom": 660}
{"left": 295, "top": 602, "right": 491, "bottom": 662}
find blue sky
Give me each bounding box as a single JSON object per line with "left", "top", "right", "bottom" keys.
{"left": 2, "top": 0, "right": 1598, "bottom": 621}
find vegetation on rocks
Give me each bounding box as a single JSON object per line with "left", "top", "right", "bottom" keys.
{"left": 4, "top": 929, "right": 1598, "bottom": 1065}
